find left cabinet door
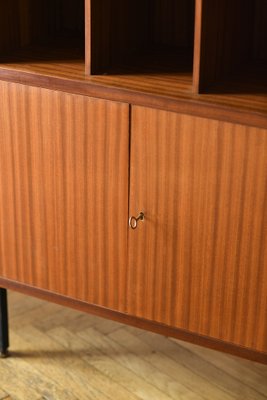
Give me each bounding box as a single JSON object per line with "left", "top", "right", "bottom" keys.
{"left": 0, "top": 81, "right": 129, "bottom": 312}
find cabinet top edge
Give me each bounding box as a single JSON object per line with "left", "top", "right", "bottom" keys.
{"left": 0, "top": 68, "right": 266, "bottom": 130}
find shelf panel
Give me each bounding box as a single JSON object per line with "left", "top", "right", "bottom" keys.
{"left": 0, "top": 46, "right": 194, "bottom": 95}
{"left": 199, "top": 63, "right": 267, "bottom": 114}
{"left": 0, "top": 47, "right": 266, "bottom": 126}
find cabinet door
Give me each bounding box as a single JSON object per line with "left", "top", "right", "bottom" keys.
{"left": 128, "top": 105, "right": 267, "bottom": 352}
{"left": 0, "top": 81, "right": 129, "bottom": 312}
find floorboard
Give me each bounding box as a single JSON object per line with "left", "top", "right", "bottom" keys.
{"left": 0, "top": 291, "right": 266, "bottom": 400}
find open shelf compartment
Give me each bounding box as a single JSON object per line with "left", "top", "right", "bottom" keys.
{"left": 87, "top": 0, "right": 195, "bottom": 81}
{"left": 0, "top": 0, "right": 85, "bottom": 64}
{"left": 194, "top": 0, "right": 267, "bottom": 94}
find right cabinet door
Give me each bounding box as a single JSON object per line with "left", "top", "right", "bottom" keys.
{"left": 128, "top": 105, "right": 267, "bottom": 353}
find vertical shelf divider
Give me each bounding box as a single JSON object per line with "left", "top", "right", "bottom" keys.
{"left": 85, "top": 0, "right": 91, "bottom": 75}
{"left": 85, "top": 0, "right": 112, "bottom": 75}
{"left": 192, "top": 0, "right": 202, "bottom": 94}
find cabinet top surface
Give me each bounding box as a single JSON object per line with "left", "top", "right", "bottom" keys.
{"left": 0, "top": 47, "right": 266, "bottom": 129}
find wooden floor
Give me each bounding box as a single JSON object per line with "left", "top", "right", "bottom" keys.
{"left": 0, "top": 291, "right": 266, "bottom": 400}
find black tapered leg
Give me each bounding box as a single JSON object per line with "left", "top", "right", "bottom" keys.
{"left": 0, "top": 288, "right": 9, "bottom": 357}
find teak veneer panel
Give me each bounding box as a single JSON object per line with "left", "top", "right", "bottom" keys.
{"left": 0, "top": 0, "right": 267, "bottom": 364}
{"left": 128, "top": 106, "right": 267, "bottom": 353}
{"left": 0, "top": 81, "right": 129, "bottom": 312}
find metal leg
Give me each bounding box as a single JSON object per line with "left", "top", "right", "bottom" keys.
{"left": 0, "top": 288, "right": 9, "bottom": 357}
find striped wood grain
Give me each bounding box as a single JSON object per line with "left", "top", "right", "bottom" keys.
{"left": 128, "top": 105, "right": 267, "bottom": 353}
{"left": 0, "top": 47, "right": 266, "bottom": 126}
{"left": 194, "top": 0, "right": 267, "bottom": 92}
{"left": 0, "top": 81, "right": 129, "bottom": 312}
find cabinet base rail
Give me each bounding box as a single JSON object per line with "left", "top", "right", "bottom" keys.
{"left": 0, "top": 288, "right": 9, "bottom": 357}
{"left": 0, "top": 280, "right": 266, "bottom": 364}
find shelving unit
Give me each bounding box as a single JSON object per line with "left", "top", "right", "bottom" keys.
{"left": 0, "top": 0, "right": 266, "bottom": 106}
{"left": 0, "top": 0, "right": 267, "bottom": 364}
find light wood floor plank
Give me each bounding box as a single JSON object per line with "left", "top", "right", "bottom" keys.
{"left": 78, "top": 326, "right": 193, "bottom": 400}
{"left": 33, "top": 307, "right": 97, "bottom": 333}
{"left": 79, "top": 328, "right": 175, "bottom": 400}
{"left": 172, "top": 338, "right": 267, "bottom": 397}
{"left": 92, "top": 317, "right": 125, "bottom": 335}
{"left": 108, "top": 328, "right": 236, "bottom": 400}
{"left": 8, "top": 328, "right": 106, "bottom": 400}
{"left": 0, "top": 390, "right": 9, "bottom": 400}
{"left": 47, "top": 327, "right": 141, "bottom": 400}
{"left": 106, "top": 329, "right": 202, "bottom": 400}
{"left": 129, "top": 330, "right": 267, "bottom": 400}
{"left": 0, "top": 354, "right": 47, "bottom": 400}
{"left": 50, "top": 326, "right": 172, "bottom": 400}
{"left": 0, "top": 291, "right": 266, "bottom": 399}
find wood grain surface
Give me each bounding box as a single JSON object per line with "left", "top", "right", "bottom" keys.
{"left": 128, "top": 105, "right": 267, "bottom": 353}
{"left": 1, "top": 277, "right": 267, "bottom": 363}
{"left": 0, "top": 0, "right": 266, "bottom": 130}
{"left": 0, "top": 0, "right": 84, "bottom": 52}
{"left": 0, "top": 81, "right": 129, "bottom": 312}
{"left": 1, "top": 291, "right": 266, "bottom": 399}
{"left": 0, "top": 51, "right": 266, "bottom": 130}
{"left": 88, "top": 0, "right": 195, "bottom": 74}
{"left": 194, "top": 0, "right": 267, "bottom": 92}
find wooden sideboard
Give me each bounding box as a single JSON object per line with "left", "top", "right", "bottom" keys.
{"left": 0, "top": 0, "right": 266, "bottom": 363}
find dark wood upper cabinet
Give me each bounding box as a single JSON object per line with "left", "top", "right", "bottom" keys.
{"left": 88, "top": 0, "right": 195, "bottom": 76}
{"left": 0, "top": 0, "right": 85, "bottom": 60}
{"left": 0, "top": 0, "right": 266, "bottom": 102}
{"left": 194, "top": 0, "right": 267, "bottom": 93}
